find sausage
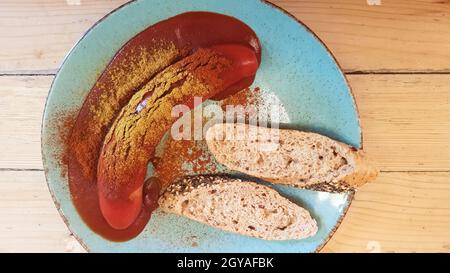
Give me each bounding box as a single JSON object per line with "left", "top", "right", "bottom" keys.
{"left": 97, "top": 44, "right": 259, "bottom": 229}
{"left": 69, "top": 12, "right": 261, "bottom": 182}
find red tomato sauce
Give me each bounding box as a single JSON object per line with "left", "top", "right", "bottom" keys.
{"left": 67, "top": 12, "right": 261, "bottom": 241}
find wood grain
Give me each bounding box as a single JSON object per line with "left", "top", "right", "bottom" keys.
{"left": 0, "top": 171, "right": 83, "bottom": 253}
{"left": 1, "top": 75, "right": 449, "bottom": 171}
{"left": 322, "top": 172, "right": 450, "bottom": 253}
{"left": 1, "top": 0, "right": 450, "bottom": 74}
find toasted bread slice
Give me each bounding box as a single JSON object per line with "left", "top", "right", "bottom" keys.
{"left": 159, "top": 175, "right": 318, "bottom": 240}
{"left": 205, "top": 123, "right": 378, "bottom": 192}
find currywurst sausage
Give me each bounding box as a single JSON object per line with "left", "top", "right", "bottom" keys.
{"left": 97, "top": 45, "right": 259, "bottom": 229}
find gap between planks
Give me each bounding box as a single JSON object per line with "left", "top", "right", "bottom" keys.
{"left": 2, "top": 169, "right": 450, "bottom": 174}
{"left": 3, "top": 71, "right": 450, "bottom": 77}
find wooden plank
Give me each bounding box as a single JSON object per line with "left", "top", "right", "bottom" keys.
{"left": 273, "top": 0, "right": 450, "bottom": 73}
{"left": 1, "top": 74, "right": 449, "bottom": 171}
{"left": 353, "top": 74, "right": 450, "bottom": 171}
{"left": 1, "top": 0, "right": 450, "bottom": 74}
{"left": 322, "top": 172, "right": 450, "bottom": 253}
{"left": 0, "top": 0, "right": 129, "bottom": 74}
{"left": 0, "top": 76, "right": 51, "bottom": 169}
{"left": 1, "top": 171, "right": 449, "bottom": 252}
{"left": 0, "top": 171, "right": 83, "bottom": 252}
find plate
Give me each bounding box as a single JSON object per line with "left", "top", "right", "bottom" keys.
{"left": 42, "top": 0, "right": 360, "bottom": 253}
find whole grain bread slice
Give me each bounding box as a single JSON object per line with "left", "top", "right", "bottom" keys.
{"left": 158, "top": 175, "right": 318, "bottom": 240}
{"left": 205, "top": 123, "right": 378, "bottom": 192}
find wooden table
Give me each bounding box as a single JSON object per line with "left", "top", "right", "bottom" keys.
{"left": 1, "top": 0, "right": 449, "bottom": 253}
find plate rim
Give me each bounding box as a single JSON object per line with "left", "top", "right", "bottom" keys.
{"left": 41, "top": 0, "right": 361, "bottom": 253}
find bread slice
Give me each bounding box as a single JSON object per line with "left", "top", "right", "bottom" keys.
{"left": 205, "top": 123, "right": 378, "bottom": 192}
{"left": 158, "top": 175, "right": 318, "bottom": 240}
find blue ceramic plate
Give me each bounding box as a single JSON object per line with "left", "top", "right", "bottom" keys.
{"left": 42, "top": 0, "right": 360, "bottom": 253}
